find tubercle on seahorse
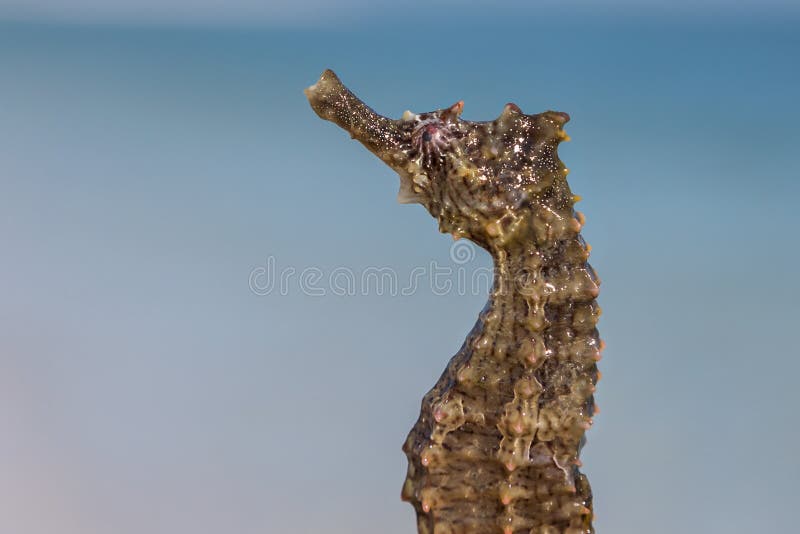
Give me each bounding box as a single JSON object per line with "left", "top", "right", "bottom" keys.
{"left": 306, "top": 70, "right": 602, "bottom": 534}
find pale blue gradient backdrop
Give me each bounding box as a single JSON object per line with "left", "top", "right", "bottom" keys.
{"left": 1, "top": 4, "right": 799, "bottom": 534}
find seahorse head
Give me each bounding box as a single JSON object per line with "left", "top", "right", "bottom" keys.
{"left": 306, "top": 70, "right": 574, "bottom": 251}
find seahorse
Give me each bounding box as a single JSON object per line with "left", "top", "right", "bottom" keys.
{"left": 306, "top": 70, "right": 602, "bottom": 534}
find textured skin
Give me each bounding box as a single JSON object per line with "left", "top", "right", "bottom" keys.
{"left": 306, "top": 70, "right": 602, "bottom": 534}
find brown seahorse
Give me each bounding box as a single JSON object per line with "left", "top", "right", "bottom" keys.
{"left": 305, "top": 70, "right": 602, "bottom": 534}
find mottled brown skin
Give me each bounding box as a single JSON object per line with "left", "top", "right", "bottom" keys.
{"left": 306, "top": 70, "right": 602, "bottom": 534}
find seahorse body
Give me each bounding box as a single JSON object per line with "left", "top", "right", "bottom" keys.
{"left": 306, "top": 70, "right": 602, "bottom": 534}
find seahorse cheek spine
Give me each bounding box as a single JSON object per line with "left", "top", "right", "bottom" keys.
{"left": 306, "top": 70, "right": 602, "bottom": 534}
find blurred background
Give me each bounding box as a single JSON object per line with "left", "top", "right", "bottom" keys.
{"left": 1, "top": 1, "right": 799, "bottom": 533}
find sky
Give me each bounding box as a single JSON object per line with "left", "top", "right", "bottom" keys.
{"left": 1, "top": 3, "right": 799, "bottom": 534}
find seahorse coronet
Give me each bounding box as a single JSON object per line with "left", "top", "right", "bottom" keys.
{"left": 306, "top": 69, "right": 601, "bottom": 534}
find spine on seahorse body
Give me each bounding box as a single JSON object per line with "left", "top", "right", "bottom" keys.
{"left": 306, "top": 70, "right": 602, "bottom": 534}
